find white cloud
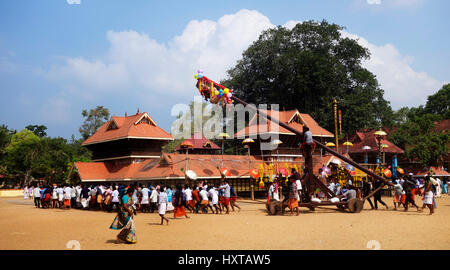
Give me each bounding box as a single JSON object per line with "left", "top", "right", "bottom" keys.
{"left": 45, "top": 9, "right": 274, "bottom": 103}
{"left": 358, "top": 0, "right": 426, "bottom": 9}
{"left": 367, "top": 0, "right": 381, "bottom": 5}
{"left": 282, "top": 20, "right": 302, "bottom": 30}
{"left": 67, "top": 0, "right": 81, "bottom": 5}
{"left": 44, "top": 9, "right": 442, "bottom": 114}
{"left": 341, "top": 31, "right": 443, "bottom": 109}
{"left": 389, "top": 0, "right": 426, "bottom": 8}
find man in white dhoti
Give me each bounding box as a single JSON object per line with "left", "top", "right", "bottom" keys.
{"left": 140, "top": 185, "right": 150, "bottom": 213}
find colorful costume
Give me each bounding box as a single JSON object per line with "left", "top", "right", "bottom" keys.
{"left": 110, "top": 195, "right": 137, "bottom": 244}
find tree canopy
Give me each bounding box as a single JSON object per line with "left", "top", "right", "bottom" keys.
{"left": 221, "top": 20, "right": 393, "bottom": 135}
{"left": 389, "top": 84, "right": 449, "bottom": 167}
{"left": 79, "top": 106, "right": 110, "bottom": 140}
{"left": 25, "top": 124, "right": 47, "bottom": 137}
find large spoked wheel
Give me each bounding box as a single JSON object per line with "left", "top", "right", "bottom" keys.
{"left": 347, "top": 198, "right": 364, "bottom": 213}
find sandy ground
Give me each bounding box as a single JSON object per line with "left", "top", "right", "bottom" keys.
{"left": 0, "top": 195, "right": 449, "bottom": 250}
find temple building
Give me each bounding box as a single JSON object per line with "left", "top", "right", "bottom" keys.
{"left": 82, "top": 111, "right": 173, "bottom": 162}
{"left": 345, "top": 130, "right": 404, "bottom": 166}
{"left": 175, "top": 133, "right": 221, "bottom": 155}
{"left": 73, "top": 109, "right": 348, "bottom": 195}
{"left": 234, "top": 109, "right": 334, "bottom": 163}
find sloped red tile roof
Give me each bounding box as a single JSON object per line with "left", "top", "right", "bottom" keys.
{"left": 406, "top": 166, "right": 449, "bottom": 177}
{"left": 175, "top": 133, "right": 220, "bottom": 151}
{"left": 234, "top": 109, "right": 333, "bottom": 138}
{"left": 75, "top": 154, "right": 337, "bottom": 182}
{"left": 82, "top": 112, "right": 173, "bottom": 145}
{"left": 434, "top": 119, "right": 450, "bottom": 133}
{"left": 347, "top": 130, "right": 404, "bottom": 154}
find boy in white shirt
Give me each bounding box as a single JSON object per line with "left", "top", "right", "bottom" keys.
{"left": 63, "top": 186, "right": 72, "bottom": 209}
{"left": 57, "top": 186, "right": 64, "bottom": 208}
{"left": 158, "top": 187, "right": 169, "bottom": 225}
{"left": 199, "top": 187, "right": 209, "bottom": 214}
{"left": 183, "top": 185, "right": 194, "bottom": 213}
{"left": 150, "top": 186, "right": 159, "bottom": 213}
{"left": 207, "top": 187, "right": 221, "bottom": 214}
{"left": 140, "top": 185, "right": 150, "bottom": 213}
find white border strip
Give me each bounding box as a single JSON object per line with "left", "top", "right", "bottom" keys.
{"left": 83, "top": 136, "right": 174, "bottom": 146}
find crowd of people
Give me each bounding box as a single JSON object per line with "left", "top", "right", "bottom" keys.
{"left": 266, "top": 166, "right": 447, "bottom": 216}
{"left": 23, "top": 178, "right": 241, "bottom": 244}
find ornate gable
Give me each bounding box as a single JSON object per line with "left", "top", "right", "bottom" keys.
{"left": 134, "top": 113, "right": 156, "bottom": 126}
{"left": 106, "top": 119, "right": 119, "bottom": 131}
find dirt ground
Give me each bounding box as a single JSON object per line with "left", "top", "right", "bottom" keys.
{"left": 0, "top": 195, "right": 449, "bottom": 250}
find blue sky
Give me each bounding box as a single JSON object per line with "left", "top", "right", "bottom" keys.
{"left": 0, "top": 0, "right": 448, "bottom": 139}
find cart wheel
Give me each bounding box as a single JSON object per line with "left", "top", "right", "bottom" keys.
{"left": 347, "top": 198, "right": 364, "bottom": 213}
{"left": 268, "top": 201, "right": 281, "bottom": 215}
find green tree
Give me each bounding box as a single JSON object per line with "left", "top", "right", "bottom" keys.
{"left": 5, "top": 129, "right": 41, "bottom": 185}
{"left": 424, "top": 83, "right": 450, "bottom": 119}
{"left": 161, "top": 139, "right": 184, "bottom": 153}
{"left": 25, "top": 125, "right": 47, "bottom": 137}
{"left": 79, "top": 106, "right": 110, "bottom": 140}
{"left": 221, "top": 20, "right": 393, "bottom": 135}
{"left": 68, "top": 135, "right": 92, "bottom": 162}
{"left": 0, "top": 125, "right": 16, "bottom": 175}
{"left": 389, "top": 114, "right": 449, "bottom": 167}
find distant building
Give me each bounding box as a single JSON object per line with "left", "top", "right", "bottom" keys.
{"left": 175, "top": 133, "right": 221, "bottom": 155}
{"left": 82, "top": 111, "right": 173, "bottom": 162}
{"left": 346, "top": 130, "right": 404, "bottom": 166}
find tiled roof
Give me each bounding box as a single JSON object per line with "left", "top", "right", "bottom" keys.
{"left": 406, "top": 166, "right": 449, "bottom": 177}
{"left": 434, "top": 119, "right": 450, "bottom": 133}
{"left": 347, "top": 130, "right": 404, "bottom": 154}
{"left": 175, "top": 133, "right": 220, "bottom": 151}
{"left": 75, "top": 154, "right": 337, "bottom": 182}
{"left": 234, "top": 109, "right": 333, "bottom": 138}
{"left": 82, "top": 112, "right": 173, "bottom": 145}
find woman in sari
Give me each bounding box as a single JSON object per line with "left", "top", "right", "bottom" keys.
{"left": 110, "top": 188, "right": 137, "bottom": 244}
{"left": 173, "top": 185, "right": 189, "bottom": 219}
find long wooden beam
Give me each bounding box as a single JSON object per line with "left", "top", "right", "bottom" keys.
{"left": 231, "top": 96, "right": 393, "bottom": 194}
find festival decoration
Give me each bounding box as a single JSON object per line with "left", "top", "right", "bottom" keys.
{"left": 284, "top": 163, "right": 290, "bottom": 182}
{"left": 268, "top": 163, "right": 274, "bottom": 182}
{"left": 345, "top": 164, "right": 355, "bottom": 171}
{"left": 397, "top": 167, "right": 405, "bottom": 175}
{"left": 194, "top": 70, "right": 234, "bottom": 106}
{"left": 258, "top": 164, "right": 265, "bottom": 182}
{"left": 249, "top": 169, "right": 259, "bottom": 179}
{"left": 345, "top": 164, "right": 356, "bottom": 176}
{"left": 259, "top": 179, "right": 265, "bottom": 189}
{"left": 220, "top": 168, "right": 231, "bottom": 177}
{"left": 383, "top": 168, "right": 392, "bottom": 178}
{"left": 278, "top": 167, "right": 287, "bottom": 177}
{"left": 322, "top": 166, "right": 331, "bottom": 175}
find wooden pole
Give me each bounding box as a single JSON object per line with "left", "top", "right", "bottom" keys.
{"left": 333, "top": 99, "right": 339, "bottom": 153}
{"left": 248, "top": 145, "right": 255, "bottom": 201}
